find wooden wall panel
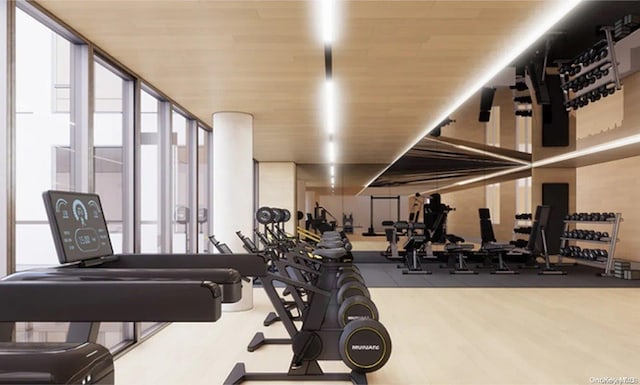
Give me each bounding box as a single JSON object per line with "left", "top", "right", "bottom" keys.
{"left": 442, "top": 186, "right": 485, "bottom": 243}
{"left": 442, "top": 180, "right": 516, "bottom": 243}
{"left": 577, "top": 155, "right": 640, "bottom": 262}
{"left": 497, "top": 87, "right": 517, "bottom": 151}
{"left": 575, "top": 87, "right": 624, "bottom": 140}
{"left": 492, "top": 180, "right": 517, "bottom": 242}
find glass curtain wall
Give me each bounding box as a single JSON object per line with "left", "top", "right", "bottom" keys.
{"left": 93, "top": 60, "right": 124, "bottom": 252}
{"left": 172, "top": 111, "right": 188, "bottom": 253}
{"left": 14, "top": 8, "right": 73, "bottom": 343}
{"left": 8, "top": 0, "right": 212, "bottom": 352}
{"left": 15, "top": 8, "right": 72, "bottom": 272}
{"left": 139, "top": 88, "right": 162, "bottom": 336}
{"left": 140, "top": 89, "right": 160, "bottom": 253}
{"left": 198, "top": 127, "right": 209, "bottom": 252}
{"left": 92, "top": 59, "right": 134, "bottom": 351}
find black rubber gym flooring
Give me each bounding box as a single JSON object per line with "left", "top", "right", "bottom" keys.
{"left": 352, "top": 251, "right": 640, "bottom": 288}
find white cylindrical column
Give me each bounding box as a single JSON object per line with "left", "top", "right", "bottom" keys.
{"left": 212, "top": 112, "right": 254, "bottom": 311}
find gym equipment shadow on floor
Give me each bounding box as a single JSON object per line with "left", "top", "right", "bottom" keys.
{"left": 354, "top": 260, "right": 640, "bottom": 288}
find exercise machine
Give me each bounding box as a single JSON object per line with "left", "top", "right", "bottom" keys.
{"left": 225, "top": 208, "right": 393, "bottom": 384}
{"left": 399, "top": 223, "right": 431, "bottom": 275}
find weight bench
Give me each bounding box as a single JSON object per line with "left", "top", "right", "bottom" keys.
{"left": 444, "top": 234, "right": 476, "bottom": 274}
{"left": 479, "top": 208, "right": 519, "bottom": 274}
{"left": 401, "top": 223, "right": 431, "bottom": 275}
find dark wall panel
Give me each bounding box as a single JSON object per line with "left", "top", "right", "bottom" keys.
{"left": 542, "top": 183, "right": 569, "bottom": 254}
{"left": 542, "top": 75, "right": 569, "bottom": 147}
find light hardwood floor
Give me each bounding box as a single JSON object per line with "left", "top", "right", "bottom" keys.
{"left": 116, "top": 288, "right": 640, "bottom": 385}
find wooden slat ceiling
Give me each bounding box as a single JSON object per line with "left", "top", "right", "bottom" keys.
{"left": 35, "top": 0, "right": 559, "bottom": 189}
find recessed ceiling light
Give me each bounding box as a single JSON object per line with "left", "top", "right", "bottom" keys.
{"left": 328, "top": 140, "right": 336, "bottom": 163}
{"left": 322, "top": 0, "right": 336, "bottom": 44}
{"left": 325, "top": 79, "right": 335, "bottom": 134}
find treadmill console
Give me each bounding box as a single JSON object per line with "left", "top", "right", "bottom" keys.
{"left": 43, "top": 190, "right": 114, "bottom": 264}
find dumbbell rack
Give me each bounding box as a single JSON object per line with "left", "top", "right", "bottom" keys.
{"left": 558, "top": 213, "right": 623, "bottom": 277}
{"left": 557, "top": 26, "right": 622, "bottom": 111}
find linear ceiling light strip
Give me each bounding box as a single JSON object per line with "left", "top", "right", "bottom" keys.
{"left": 360, "top": 0, "right": 584, "bottom": 194}
{"left": 322, "top": 0, "right": 337, "bottom": 191}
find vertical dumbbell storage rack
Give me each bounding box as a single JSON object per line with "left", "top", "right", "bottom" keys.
{"left": 559, "top": 213, "right": 623, "bottom": 277}
{"left": 557, "top": 26, "right": 622, "bottom": 111}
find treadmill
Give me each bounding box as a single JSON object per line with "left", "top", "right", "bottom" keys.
{"left": 0, "top": 189, "right": 263, "bottom": 384}
{"left": 35, "top": 190, "right": 266, "bottom": 291}
{"left": 0, "top": 274, "right": 223, "bottom": 384}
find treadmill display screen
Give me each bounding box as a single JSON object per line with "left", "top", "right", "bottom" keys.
{"left": 43, "top": 190, "right": 114, "bottom": 263}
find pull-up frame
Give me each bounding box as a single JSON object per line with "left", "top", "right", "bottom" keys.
{"left": 363, "top": 195, "right": 400, "bottom": 236}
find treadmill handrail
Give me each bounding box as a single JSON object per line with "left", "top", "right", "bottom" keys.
{"left": 0, "top": 280, "right": 222, "bottom": 322}
{"left": 105, "top": 253, "right": 268, "bottom": 277}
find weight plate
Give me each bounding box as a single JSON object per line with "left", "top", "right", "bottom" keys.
{"left": 282, "top": 209, "right": 291, "bottom": 223}
{"left": 337, "top": 272, "right": 365, "bottom": 287}
{"left": 338, "top": 295, "right": 379, "bottom": 328}
{"left": 339, "top": 319, "right": 392, "bottom": 373}
{"left": 337, "top": 282, "right": 370, "bottom": 304}
{"left": 340, "top": 265, "right": 361, "bottom": 275}
{"left": 271, "top": 208, "right": 283, "bottom": 223}
{"left": 256, "top": 206, "right": 273, "bottom": 224}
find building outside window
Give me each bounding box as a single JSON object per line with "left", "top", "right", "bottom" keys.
{"left": 93, "top": 59, "right": 134, "bottom": 350}
{"left": 172, "top": 111, "right": 188, "bottom": 253}
{"left": 198, "top": 127, "right": 209, "bottom": 252}
{"left": 140, "top": 88, "right": 161, "bottom": 253}
{"left": 14, "top": 7, "right": 73, "bottom": 344}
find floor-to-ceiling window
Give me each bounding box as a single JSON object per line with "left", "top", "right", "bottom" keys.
{"left": 15, "top": 8, "right": 73, "bottom": 272}
{"left": 93, "top": 60, "right": 124, "bottom": 252}
{"left": 0, "top": 0, "right": 8, "bottom": 278}
{"left": 172, "top": 111, "right": 188, "bottom": 253}
{"left": 14, "top": 7, "right": 73, "bottom": 343}
{"left": 198, "top": 126, "right": 209, "bottom": 252}
{"left": 92, "top": 58, "right": 134, "bottom": 351}
{"left": 140, "top": 88, "right": 160, "bottom": 253}
{"left": 7, "top": 0, "right": 211, "bottom": 353}
{"left": 139, "top": 88, "right": 162, "bottom": 336}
